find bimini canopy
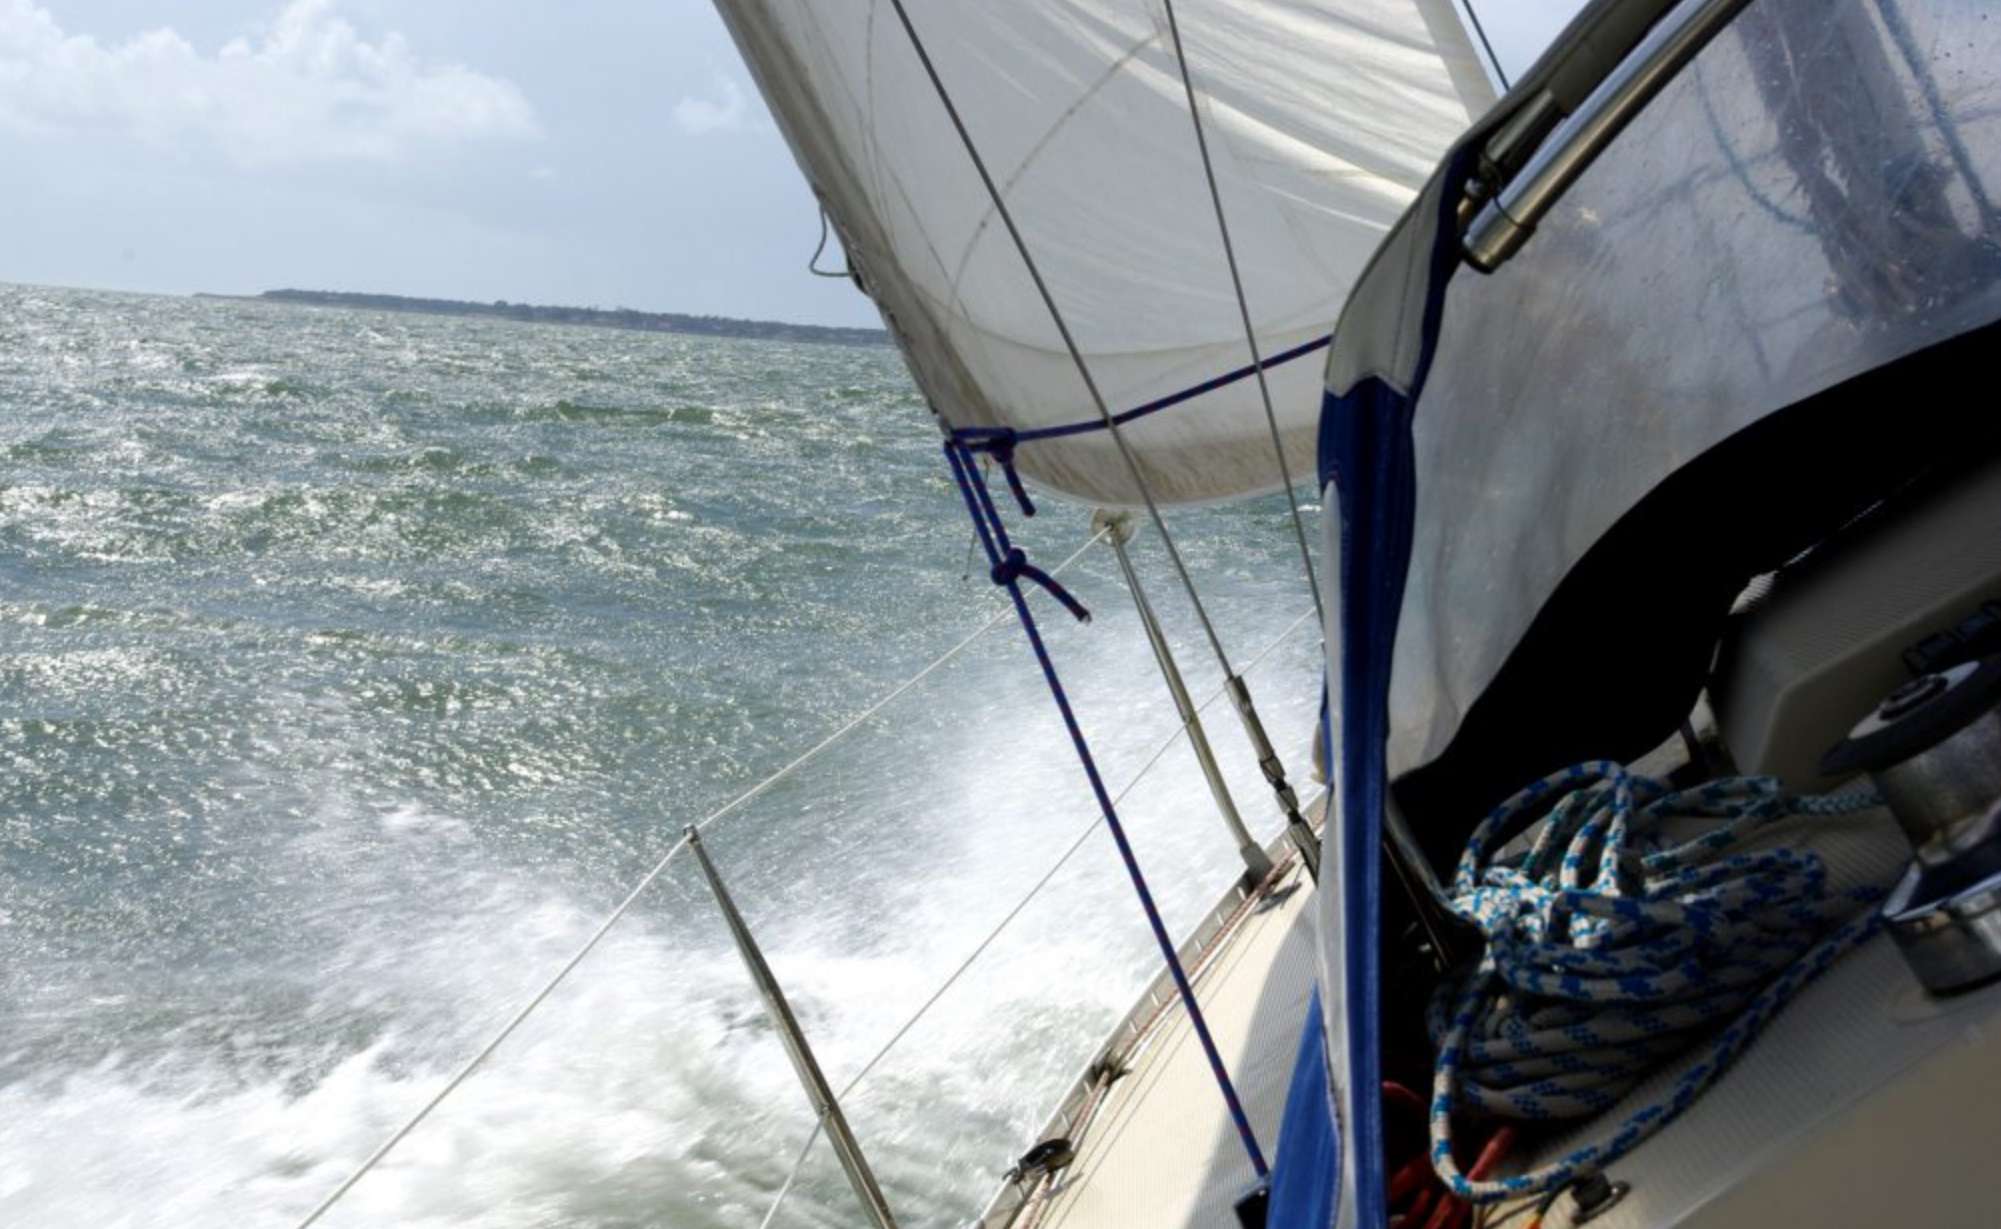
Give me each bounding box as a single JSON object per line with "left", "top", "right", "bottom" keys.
{"left": 713, "top": 0, "right": 1496, "bottom": 507}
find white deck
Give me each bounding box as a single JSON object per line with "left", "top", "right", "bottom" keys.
{"left": 993, "top": 803, "right": 2001, "bottom": 1229}
{"left": 1006, "top": 859, "right": 1317, "bottom": 1229}
{"left": 1529, "top": 928, "right": 2001, "bottom": 1229}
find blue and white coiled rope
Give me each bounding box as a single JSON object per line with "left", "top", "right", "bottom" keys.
{"left": 1425, "top": 761, "right": 1891, "bottom": 1202}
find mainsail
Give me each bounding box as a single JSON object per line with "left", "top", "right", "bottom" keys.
{"left": 713, "top": 0, "right": 1495, "bottom": 506}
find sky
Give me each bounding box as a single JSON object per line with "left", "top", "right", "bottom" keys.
{"left": 0, "top": 0, "right": 1585, "bottom": 328}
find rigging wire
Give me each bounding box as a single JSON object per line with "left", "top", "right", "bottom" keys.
{"left": 1157, "top": 0, "right": 1323, "bottom": 626}
{"left": 1459, "top": 0, "right": 1513, "bottom": 93}
{"left": 297, "top": 537, "right": 1314, "bottom": 1229}
{"left": 757, "top": 1132, "right": 824, "bottom": 1229}
{"left": 292, "top": 830, "right": 695, "bottom": 1229}
{"left": 880, "top": 0, "right": 1238, "bottom": 678}
{"left": 753, "top": 601, "right": 1322, "bottom": 1228}
{"left": 289, "top": 527, "right": 1111, "bottom": 1229}
{"left": 880, "top": 0, "right": 1323, "bottom": 879}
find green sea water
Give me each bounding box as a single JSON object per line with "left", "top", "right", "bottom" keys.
{"left": 0, "top": 282, "right": 1323, "bottom": 1228}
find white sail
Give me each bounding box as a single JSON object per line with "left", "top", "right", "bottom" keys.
{"left": 714, "top": 0, "right": 1495, "bottom": 506}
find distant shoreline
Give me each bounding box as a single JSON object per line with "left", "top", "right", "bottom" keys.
{"left": 197, "top": 289, "right": 891, "bottom": 348}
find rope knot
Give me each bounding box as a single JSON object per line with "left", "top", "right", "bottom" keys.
{"left": 965, "top": 429, "right": 1036, "bottom": 517}
{"left": 989, "top": 546, "right": 1090, "bottom": 623}
{"left": 989, "top": 546, "right": 1030, "bottom": 586}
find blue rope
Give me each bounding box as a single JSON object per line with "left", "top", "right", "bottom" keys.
{"left": 1424, "top": 762, "right": 1891, "bottom": 1201}
{"left": 943, "top": 440, "right": 1268, "bottom": 1178}
{"left": 953, "top": 446, "right": 1089, "bottom": 625}
{"left": 953, "top": 333, "right": 1331, "bottom": 456}
{"left": 989, "top": 546, "right": 1089, "bottom": 623}
{"left": 967, "top": 429, "right": 1037, "bottom": 517}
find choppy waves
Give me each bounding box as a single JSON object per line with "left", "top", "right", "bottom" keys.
{"left": 0, "top": 283, "right": 1324, "bottom": 1228}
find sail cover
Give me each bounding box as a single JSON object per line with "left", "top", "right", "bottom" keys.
{"left": 1305, "top": 0, "right": 2001, "bottom": 1225}
{"left": 712, "top": 0, "right": 1495, "bottom": 506}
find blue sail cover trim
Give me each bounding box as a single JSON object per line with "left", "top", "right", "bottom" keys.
{"left": 1272, "top": 139, "right": 1476, "bottom": 1228}
{"left": 1312, "top": 374, "right": 1418, "bottom": 1229}
{"left": 1268, "top": 987, "right": 1337, "bottom": 1229}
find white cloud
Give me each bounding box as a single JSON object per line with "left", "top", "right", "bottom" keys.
{"left": 672, "top": 74, "right": 749, "bottom": 135}
{"left": 0, "top": 0, "right": 538, "bottom": 167}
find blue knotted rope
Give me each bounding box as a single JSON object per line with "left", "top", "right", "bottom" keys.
{"left": 951, "top": 442, "right": 1089, "bottom": 625}
{"left": 1425, "top": 762, "right": 1891, "bottom": 1202}
{"left": 990, "top": 546, "right": 1089, "bottom": 623}
{"left": 960, "top": 429, "right": 1037, "bottom": 517}
{"left": 942, "top": 439, "right": 1267, "bottom": 1178}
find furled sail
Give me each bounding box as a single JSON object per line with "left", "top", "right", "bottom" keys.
{"left": 713, "top": 0, "right": 1495, "bottom": 506}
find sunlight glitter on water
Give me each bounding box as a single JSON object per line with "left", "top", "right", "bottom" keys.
{"left": 0, "top": 283, "right": 1324, "bottom": 1228}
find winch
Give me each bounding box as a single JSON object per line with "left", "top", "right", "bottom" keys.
{"left": 1821, "top": 649, "right": 2001, "bottom": 995}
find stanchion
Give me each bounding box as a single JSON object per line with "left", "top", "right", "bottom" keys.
{"left": 687, "top": 826, "right": 899, "bottom": 1229}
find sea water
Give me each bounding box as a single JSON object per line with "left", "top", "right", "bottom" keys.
{"left": 0, "top": 282, "right": 1324, "bottom": 1228}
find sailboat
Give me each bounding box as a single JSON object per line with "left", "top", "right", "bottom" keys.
{"left": 707, "top": 0, "right": 2001, "bottom": 1226}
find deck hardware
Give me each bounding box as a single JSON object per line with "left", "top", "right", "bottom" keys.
{"left": 1384, "top": 795, "right": 1465, "bottom": 971}
{"left": 1464, "top": 0, "right": 1753, "bottom": 271}
{"left": 1005, "top": 1137, "right": 1077, "bottom": 1185}
{"left": 687, "top": 826, "right": 900, "bottom": 1229}
{"left": 1226, "top": 672, "right": 1324, "bottom": 882}
{"left": 1086, "top": 1055, "right": 1131, "bottom": 1087}
{"left": 1252, "top": 882, "right": 1302, "bottom": 916}
{"left": 1823, "top": 656, "right": 2001, "bottom": 994}
{"left": 1904, "top": 600, "right": 2001, "bottom": 676}
{"left": 1569, "top": 1173, "right": 1632, "bottom": 1224}
{"left": 1232, "top": 1177, "right": 1272, "bottom": 1228}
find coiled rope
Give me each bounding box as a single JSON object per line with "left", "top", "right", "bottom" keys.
{"left": 1426, "top": 762, "right": 1891, "bottom": 1202}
